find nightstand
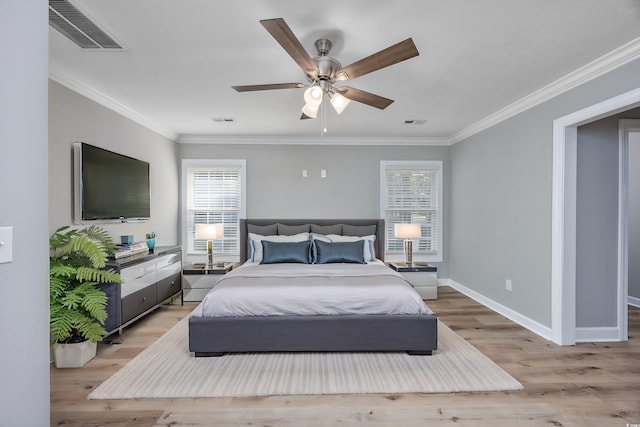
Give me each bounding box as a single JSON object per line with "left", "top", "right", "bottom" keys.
{"left": 182, "top": 263, "right": 234, "bottom": 302}
{"left": 388, "top": 262, "right": 438, "bottom": 300}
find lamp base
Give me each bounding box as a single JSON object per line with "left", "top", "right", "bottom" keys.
{"left": 405, "top": 240, "right": 413, "bottom": 266}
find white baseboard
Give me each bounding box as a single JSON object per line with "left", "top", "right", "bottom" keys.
{"left": 575, "top": 327, "right": 622, "bottom": 342}
{"left": 442, "top": 279, "right": 553, "bottom": 341}
{"left": 628, "top": 295, "right": 640, "bottom": 308}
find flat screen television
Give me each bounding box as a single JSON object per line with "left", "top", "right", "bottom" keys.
{"left": 73, "top": 142, "right": 150, "bottom": 222}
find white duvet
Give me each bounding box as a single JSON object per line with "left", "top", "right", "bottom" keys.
{"left": 192, "top": 260, "right": 431, "bottom": 317}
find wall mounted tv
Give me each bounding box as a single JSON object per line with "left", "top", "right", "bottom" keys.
{"left": 73, "top": 142, "right": 150, "bottom": 222}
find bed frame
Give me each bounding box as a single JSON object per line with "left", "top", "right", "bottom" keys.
{"left": 188, "top": 219, "right": 438, "bottom": 356}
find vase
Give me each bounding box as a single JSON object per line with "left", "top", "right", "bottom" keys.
{"left": 53, "top": 340, "right": 97, "bottom": 368}
{"left": 146, "top": 238, "right": 155, "bottom": 250}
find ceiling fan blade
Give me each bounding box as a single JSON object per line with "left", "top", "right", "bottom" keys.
{"left": 336, "top": 38, "right": 419, "bottom": 81}
{"left": 232, "top": 83, "right": 304, "bottom": 92}
{"left": 300, "top": 112, "right": 313, "bottom": 120}
{"left": 260, "top": 18, "right": 318, "bottom": 75}
{"left": 339, "top": 86, "right": 394, "bottom": 110}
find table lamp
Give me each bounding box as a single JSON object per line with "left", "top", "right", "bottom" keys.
{"left": 195, "top": 223, "right": 224, "bottom": 268}
{"left": 394, "top": 223, "right": 421, "bottom": 265}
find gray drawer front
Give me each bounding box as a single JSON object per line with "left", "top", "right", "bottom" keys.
{"left": 156, "top": 272, "right": 181, "bottom": 302}
{"left": 121, "top": 285, "right": 156, "bottom": 324}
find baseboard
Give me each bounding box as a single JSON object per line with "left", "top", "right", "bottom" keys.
{"left": 442, "top": 279, "right": 553, "bottom": 341}
{"left": 575, "top": 327, "right": 622, "bottom": 342}
{"left": 628, "top": 295, "right": 640, "bottom": 308}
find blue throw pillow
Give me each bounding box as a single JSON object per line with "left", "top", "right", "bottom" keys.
{"left": 314, "top": 240, "right": 366, "bottom": 264}
{"left": 261, "top": 240, "right": 311, "bottom": 264}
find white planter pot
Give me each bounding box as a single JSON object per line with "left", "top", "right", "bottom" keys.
{"left": 53, "top": 340, "right": 97, "bottom": 368}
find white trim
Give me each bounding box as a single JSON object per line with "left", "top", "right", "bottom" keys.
{"left": 444, "top": 279, "right": 553, "bottom": 341}
{"left": 629, "top": 296, "right": 640, "bottom": 308}
{"left": 575, "top": 327, "right": 622, "bottom": 343}
{"left": 178, "top": 135, "right": 450, "bottom": 146}
{"left": 450, "top": 37, "right": 640, "bottom": 144}
{"left": 551, "top": 88, "right": 640, "bottom": 345}
{"left": 49, "top": 64, "right": 178, "bottom": 142}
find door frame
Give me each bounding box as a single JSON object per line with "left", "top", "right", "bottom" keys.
{"left": 551, "top": 88, "right": 640, "bottom": 345}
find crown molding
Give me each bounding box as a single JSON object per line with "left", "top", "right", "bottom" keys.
{"left": 449, "top": 36, "right": 640, "bottom": 145}
{"left": 177, "top": 134, "right": 451, "bottom": 146}
{"left": 48, "top": 63, "right": 178, "bottom": 141}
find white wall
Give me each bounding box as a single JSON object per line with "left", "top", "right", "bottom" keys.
{"left": 0, "top": 1, "right": 50, "bottom": 425}
{"left": 49, "top": 81, "right": 181, "bottom": 247}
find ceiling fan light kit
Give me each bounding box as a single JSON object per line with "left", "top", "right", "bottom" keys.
{"left": 232, "top": 18, "right": 419, "bottom": 121}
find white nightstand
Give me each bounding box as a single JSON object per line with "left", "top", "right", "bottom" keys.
{"left": 182, "top": 263, "right": 234, "bottom": 302}
{"left": 388, "top": 263, "right": 438, "bottom": 300}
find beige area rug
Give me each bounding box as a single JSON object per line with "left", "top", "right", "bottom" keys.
{"left": 89, "top": 317, "right": 522, "bottom": 399}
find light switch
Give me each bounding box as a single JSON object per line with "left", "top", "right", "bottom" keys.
{"left": 321, "top": 169, "right": 327, "bottom": 178}
{"left": 0, "top": 227, "right": 13, "bottom": 264}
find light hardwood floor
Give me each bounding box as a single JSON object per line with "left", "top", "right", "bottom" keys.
{"left": 50, "top": 286, "right": 640, "bottom": 427}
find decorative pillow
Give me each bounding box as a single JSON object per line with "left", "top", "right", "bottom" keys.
{"left": 261, "top": 240, "right": 311, "bottom": 264}
{"left": 247, "top": 223, "right": 278, "bottom": 235}
{"left": 341, "top": 224, "right": 377, "bottom": 237}
{"left": 310, "top": 223, "right": 342, "bottom": 235}
{"left": 277, "top": 223, "right": 311, "bottom": 235}
{"left": 249, "top": 232, "right": 310, "bottom": 263}
{"left": 310, "top": 233, "right": 376, "bottom": 262}
{"left": 314, "top": 240, "right": 366, "bottom": 264}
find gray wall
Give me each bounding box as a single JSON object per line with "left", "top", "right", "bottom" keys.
{"left": 449, "top": 57, "right": 640, "bottom": 328}
{"left": 0, "top": 0, "right": 50, "bottom": 425}
{"left": 179, "top": 143, "right": 450, "bottom": 276}
{"left": 629, "top": 130, "right": 640, "bottom": 302}
{"left": 49, "top": 81, "right": 181, "bottom": 246}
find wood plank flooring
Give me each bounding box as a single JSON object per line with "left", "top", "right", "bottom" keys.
{"left": 50, "top": 286, "right": 640, "bottom": 426}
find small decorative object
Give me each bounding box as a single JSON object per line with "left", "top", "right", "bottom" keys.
{"left": 120, "top": 235, "right": 134, "bottom": 245}
{"left": 146, "top": 232, "right": 156, "bottom": 251}
{"left": 394, "top": 223, "right": 422, "bottom": 265}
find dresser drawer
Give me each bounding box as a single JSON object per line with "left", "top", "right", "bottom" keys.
{"left": 156, "top": 272, "right": 182, "bottom": 302}
{"left": 121, "top": 285, "right": 156, "bottom": 323}
{"left": 120, "top": 259, "right": 157, "bottom": 298}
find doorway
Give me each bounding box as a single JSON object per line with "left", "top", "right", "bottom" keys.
{"left": 551, "top": 88, "right": 640, "bottom": 345}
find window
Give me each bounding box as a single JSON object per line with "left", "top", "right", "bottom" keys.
{"left": 182, "top": 159, "right": 246, "bottom": 259}
{"left": 380, "top": 161, "right": 443, "bottom": 262}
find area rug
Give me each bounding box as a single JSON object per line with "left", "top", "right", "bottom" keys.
{"left": 89, "top": 317, "right": 522, "bottom": 399}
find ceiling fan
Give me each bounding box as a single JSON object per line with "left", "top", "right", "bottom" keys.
{"left": 232, "top": 18, "right": 419, "bottom": 119}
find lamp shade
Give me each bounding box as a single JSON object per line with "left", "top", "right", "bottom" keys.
{"left": 394, "top": 223, "right": 421, "bottom": 239}
{"left": 301, "top": 103, "right": 319, "bottom": 118}
{"left": 330, "top": 92, "right": 351, "bottom": 114}
{"left": 304, "top": 85, "right": 323, "bottom": 106}
{"left": 195, "top": 223, "right": 223, "bottom": 240}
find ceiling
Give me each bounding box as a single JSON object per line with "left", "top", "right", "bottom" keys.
{"left": 49, "top": 0, "right": 640, "bottom": 143}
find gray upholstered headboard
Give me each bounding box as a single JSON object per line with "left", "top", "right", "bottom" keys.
{"left": 240, "top": 219, "right": 385, "bottom": 263}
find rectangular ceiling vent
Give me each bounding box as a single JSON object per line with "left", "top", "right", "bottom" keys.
{"left": 49, "top": 0, "right": 122, "bottom": 49}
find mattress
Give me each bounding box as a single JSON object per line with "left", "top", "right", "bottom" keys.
{"left": 191, "top": 260, "right": 431, "bottom": 318}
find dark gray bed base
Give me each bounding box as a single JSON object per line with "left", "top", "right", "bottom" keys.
{"left": 188, "top": 219, "right": 438, "bottom": 356}
{"left": 189, "top": 314, "right": 437, "bottom": 356}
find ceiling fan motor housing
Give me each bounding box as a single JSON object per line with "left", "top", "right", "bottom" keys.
{"left": 312, "top": 39, "right": 342, "bottom": 82}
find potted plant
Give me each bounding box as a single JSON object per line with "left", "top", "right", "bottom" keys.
{"left": 49, "top": 225, "right": 121, "bottom": 368}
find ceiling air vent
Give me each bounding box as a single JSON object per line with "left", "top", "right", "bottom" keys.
{"left": 49, "top": 0, "right": 122, "bottom": 49}
{"left": 212, "top": 118, "right": 236, "bottom": 124}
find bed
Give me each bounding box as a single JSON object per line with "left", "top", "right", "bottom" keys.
{"left": 188, "top": 219, "right": 438, "bottom": 356}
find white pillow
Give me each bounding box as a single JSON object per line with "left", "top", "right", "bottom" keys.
{"left": 249, "top": 232, "right": 310, "bottom": 263}
{"left": 310, "top": 233, "right": 376, "bottom": 262}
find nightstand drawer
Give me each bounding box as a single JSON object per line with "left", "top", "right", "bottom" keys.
{"left": 399, "top": 271, "right": 438, "bottom": 300}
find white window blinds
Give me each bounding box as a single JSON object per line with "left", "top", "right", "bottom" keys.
{"left": 381, "top": 161, "right": 443, "bottom": 262}
{"left": 183, "top": 161, "right": 245, "bottom": 257}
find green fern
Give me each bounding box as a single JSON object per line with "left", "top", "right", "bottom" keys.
{"left": 50, "top": 225, "right": 121, "bottom": 344}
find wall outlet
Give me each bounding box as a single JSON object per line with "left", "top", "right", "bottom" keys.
{"left": 505, "top": 279, "right": 512, "bottom": 292}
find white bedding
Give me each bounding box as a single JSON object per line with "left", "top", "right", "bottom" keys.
{"left": 192, "top": 260, "right": 431, "bottom": 317}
